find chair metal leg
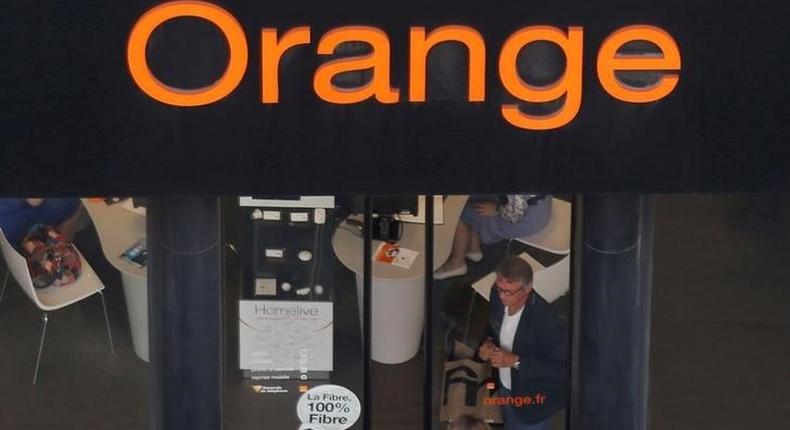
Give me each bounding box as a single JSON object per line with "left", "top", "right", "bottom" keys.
{"left": 33, "top": 313, "right": 48, "bottom": 384}
{"left": 0, "top": 270, "right": 9, "bottom": 304}
{"left": 98, "top": 291, "right": 114, "bottom": 354}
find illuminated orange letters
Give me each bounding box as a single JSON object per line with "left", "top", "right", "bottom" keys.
{"left": 409, "top": 26, "right": 486, "bottom": 102}
{"left": 597, "top": 25, "right": 682, "bottom": 103}
{"left": 313, "top": 27, "right": 400, "bottom": 104}
{"left": 127, "top": 1, "right": 248, "bottom": 107}
{"left": 261, "top": 27, "right": 311, "bottom": 103}
{"left": 498, "top": 26, "right": 584, "bottom": 130}
{"left": 127, "top": 1, "right": 683, "bottom": 130}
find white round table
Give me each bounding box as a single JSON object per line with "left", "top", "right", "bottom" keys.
{"left": 331, "top": 195, "right": 468, "bottom": 364}
{"left": 82, "top": 199, "right": 149, "bottom": 362}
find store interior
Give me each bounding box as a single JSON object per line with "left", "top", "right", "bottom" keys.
{"left": 1, "top": 194, "right": 789, "bottom": 429}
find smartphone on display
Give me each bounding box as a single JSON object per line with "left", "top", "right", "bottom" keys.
{"left": 121, "top": 239, "right": 148, "bottom": 267}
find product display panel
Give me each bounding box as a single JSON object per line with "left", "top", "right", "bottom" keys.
{"left": 223, "top": 195, "right": 367, "bottom": 429}
{"left": 224, "top": 193, "right": 472, "bottom": 429}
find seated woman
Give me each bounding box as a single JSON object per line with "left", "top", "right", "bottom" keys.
{"left": 0, "top": 198, "right": 84, "bottom": 245}
{"left": 434, "top": 194, "right": 551, "bottom": 280}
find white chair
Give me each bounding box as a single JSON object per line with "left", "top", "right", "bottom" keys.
{"left": 0, "top": 228, "right": 114, "bottom": 383}
{"left": 507, "top": 197, "right": 572, "bottom": 302}
{"left": 510, "top": 197, "right": 572, "bottom": 255}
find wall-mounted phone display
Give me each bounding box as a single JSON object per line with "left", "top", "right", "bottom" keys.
{"left": 237, "top": 196, "right": 336, "bottom": 380}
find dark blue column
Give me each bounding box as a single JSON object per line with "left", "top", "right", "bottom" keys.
{"left": 148, "top": 197, "right": 223, "bottom": 430}
{"left": 571, "top": 195, "right": 654, "bottom": 429}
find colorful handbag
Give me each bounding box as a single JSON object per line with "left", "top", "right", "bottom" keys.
{"left": 19, "top": 224, "right": 82, "bottom": 288}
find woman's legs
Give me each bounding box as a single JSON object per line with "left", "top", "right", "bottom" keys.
{"left": 450, "top": 220, "right": 484, "bottom": 265}
{"left": 436, "top": 198, "right": 496, "bottom": 279}
{"left": 468, "top": 227, "right": 482, "bottom": 255}
{"left": 436, "top": 220, "right": 487, "bottom": 279}
{"left": 444, "top": 220, "right": 472, "bottom": 270}
{"left": 434, "top": 221, "right": 472, "bottom": 279}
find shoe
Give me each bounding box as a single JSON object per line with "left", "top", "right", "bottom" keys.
{"left": 433, "top": 264, "right": 468, "bottom": 280}
{"left": 465, "top": 252, "right": 483, "bottom": 262}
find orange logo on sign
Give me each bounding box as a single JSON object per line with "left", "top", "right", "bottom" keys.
{"left": 127, "top": 1, "right": 682, "bottom": 130}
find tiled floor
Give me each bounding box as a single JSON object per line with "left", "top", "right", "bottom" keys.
{"left": 0, "top": 226, "right": 149, "bottom": 430}
{"left": 1, "top": 194, "right": 788, "bottom": 429}
{"left": 649, "top": 195, "right": 790, "bottom": 430}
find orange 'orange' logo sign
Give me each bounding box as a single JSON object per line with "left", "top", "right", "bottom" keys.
{"left": 127, "top": 1, "right": 682, "bottom": 130}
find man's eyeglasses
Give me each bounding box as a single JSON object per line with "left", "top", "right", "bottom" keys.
{"left": 494, "top": 285, "right": 526, "bottom": 297}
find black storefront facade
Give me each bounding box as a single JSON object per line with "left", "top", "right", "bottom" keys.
{"left": 2, "top": 1, "right": 789, "bottom": 429}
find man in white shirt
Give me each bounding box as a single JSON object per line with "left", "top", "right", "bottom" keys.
{"left": 478, "top": 257, "right": 568, "bottom": 429}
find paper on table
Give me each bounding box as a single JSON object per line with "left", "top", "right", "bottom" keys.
{"left": 374, "top": 242, "right": 420, "bottom": 269}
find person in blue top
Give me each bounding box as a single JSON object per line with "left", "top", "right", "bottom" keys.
{"left": 0, "top": 198, "right": 84, "bottom": 245}
{"left": 435, "top": 194, "right": 551, "bottom": 280}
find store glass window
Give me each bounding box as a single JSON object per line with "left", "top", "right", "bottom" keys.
{"left": 220, "top": 194, "right": 572, "bottom": 429}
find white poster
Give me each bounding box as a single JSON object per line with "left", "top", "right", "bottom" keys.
{"left": 297, "top": 384, "right": 361, "bottom": 430}
{"left": 239, "top": 300, "right": 333, "bottom": 372}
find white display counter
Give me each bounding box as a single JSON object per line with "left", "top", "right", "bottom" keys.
{"left": 82, "top": 198, "right": 149, "bottom": 362}
{"left": 331, "top": 195, "right": 468, "bottom": 364}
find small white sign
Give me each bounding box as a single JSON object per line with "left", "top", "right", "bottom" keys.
{"left": 239, "top": 301, "right": 333, "bottom": 372}
{"left": 263, "top": 210, "right": 282, "bottom": 221}
{"left": 291, "top": 212, "right": 310, "bottom": 222}
{"left": 254, "top": 278, "right": 277, "bottom": 296}
{"left": 297, "top": 384, "right": 361, "bottom": 430}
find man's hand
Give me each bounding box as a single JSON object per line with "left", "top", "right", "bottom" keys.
{"left": 490, "top": 348, "right": 519, "bottom": 368}
{"left": 26, "top": 198, "right": 44, "bottom": 207}
{"left": 478, "top": 338, "right": 496, "bottom": 361}
{"left": 472, "top": 202, "right": 498, "bottom": 217}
